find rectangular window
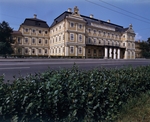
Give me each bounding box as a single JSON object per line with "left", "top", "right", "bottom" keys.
{"left": 78, "top": 24, "right": 82, "bottom": 29}
{"left": 70, "top": 33, "right": 74, "bottom": 41}
{"left": 99, "top": 40, "right": 101, "bottom": 44}
{"left": 25, "top": 48, "right": 28, "bottom": 53}
{"left": 88, "top": 49, "right": 90, "bottom": 53}
{"left": 70, "top": 22, "right": 74, "bottom": 27}
{"left": 25, "top": 38, "right": 28, "bottom": 43}
{"left": 94, "top": 30, "right": 96, "bottom": 34}
{"left": 18, "top": 37, "right": 21, "bottom": 43}
{"left": 39, "top": 39, "right": 42, "bottom": 44}
{"left": 39, "top": 30, "right": 41, "bottom": 34}
{"left": 32, "top": 49, "right": 35, "bottom": 54}
{"left": 70, "top": 46, "right": 74, "bottom": 54}
{"left": 88, "top": 28, "right": 91, "bottom": 33}
{"left": 45, "top": 31, "right": 47, "bottom": 34}
{"left": 32, "top": 29, "right": 35, "bottom": 33}
{"left": 39, "top": 49, "right": 41, "bottom": 53}
{"left": 78, "top": 47, "right": 82, "bottom": 54}
{"left": 25, "top": 28, "right": 28, "bottom": 32}
{"left": 89, "top": 38, "right": 91, "bottom": 43}
{"left": 18, "top": 49, "right": 21, "bottom": 53}
{"left": 103, "top": 32, "right": 105, "bottom": 36}
{"left": 45, "top": 40, "right": 47, "bottom": 44}
{"left": 32, "top": 38, "right": 35, "bottom": 44}
{"left": 45, "top": 49, "right": 47, "bottom": 54}
{"left": 78, "top": 34, "right": 82, "bottom": 42}
{"left": 94, "top": 38, "right": 96, "bottom": 43}
{"left": 94, "top": 49, "right": 96, "bottom": 54}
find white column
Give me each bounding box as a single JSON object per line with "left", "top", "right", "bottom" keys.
{"left": 75, "top": 46, "right": 78, "bottom": 56}
{"left": 35, "top": 48, "right": 38, "bottom": 56}
{"left": 109, "top": 48, "right": 112, "bottom": 59}
{"left": 104, "top": 47, "right": 108, "bottom": 59}
{"left": 65, "top": 46, "right": 68, "bottom": 56}
{"left": 113, "top": 48, "right": 116, "bottom": 59}
{"left": 124, "top": 50, "right": 128, "bottom": 59}
{"left": 117, "top": 48, "right": 120, "bottom": 59}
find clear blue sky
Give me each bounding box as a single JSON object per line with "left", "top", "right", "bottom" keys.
{"left": 0, "top": 0, "right": 150, "bottom": 41}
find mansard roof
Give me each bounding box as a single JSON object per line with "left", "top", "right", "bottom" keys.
{"left": 21, "top": 18, "right": 49, "bottom": 28}
{"left": 50, "top": 11, "right": 71, "bottom": 27}
{"left": 50, "top": 11, "right": 124, "bottom": 31}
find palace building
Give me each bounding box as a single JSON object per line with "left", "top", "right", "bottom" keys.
{"left": 12, "top": 6, "right": 136, "bottom": 59}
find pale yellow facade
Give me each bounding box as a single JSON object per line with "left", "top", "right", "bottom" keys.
{"left": 12, "top": 6, "right": 136, "bottom": 59}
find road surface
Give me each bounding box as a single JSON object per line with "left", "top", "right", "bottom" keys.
{"left": 0, "top": 58, "right": 150, "bottom": 82}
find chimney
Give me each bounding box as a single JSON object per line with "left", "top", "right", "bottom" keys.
{"left": 68, "top": 8, "right": 72, "bottom": 12}
{"left": 34, "top": 14, "right": 37, "bottom": 19}
{"left": 90, "top": 14, "right": 94, "bottom": 18}
{"left": 107, "top": 19, "right": 110, "bottom": 23}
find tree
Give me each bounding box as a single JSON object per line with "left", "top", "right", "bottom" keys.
{"left": 140, "top": 38, "right": 150, "bottom": 58}
{"left": 0, "top": 21, "right": 14, "bottom": 58}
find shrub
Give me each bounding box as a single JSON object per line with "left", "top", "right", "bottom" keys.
{"left": 0, "top": 65, "right": 150, "bottom": 121}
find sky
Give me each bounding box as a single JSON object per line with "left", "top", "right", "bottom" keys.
{"left": 0, "top": 0, "right": 150, "bottom": 41}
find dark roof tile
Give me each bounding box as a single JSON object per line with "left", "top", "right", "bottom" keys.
{"left": 50, "top": 11, "right": 124, "bottom": 31}
{"left": 21, "top": 18, "right": 49, "bottom": 28}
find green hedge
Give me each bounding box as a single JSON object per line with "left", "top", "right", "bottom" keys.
{"left": 0, "top": 65, "right": 150, "bottom": 122}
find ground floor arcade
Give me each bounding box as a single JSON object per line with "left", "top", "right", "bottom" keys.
{"left": 85, "top": 46, "right": 125, "bottom": 59}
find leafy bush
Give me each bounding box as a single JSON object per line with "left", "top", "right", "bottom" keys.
{"left": 0, "top": 65, "right": 150, "bottom": 121}
{"left": 118, "top": 90, "right": 150, "bottom": 122}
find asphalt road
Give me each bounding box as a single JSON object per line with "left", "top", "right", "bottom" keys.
{"left": 0, "top": 58, "right": 150, "bottom": 82}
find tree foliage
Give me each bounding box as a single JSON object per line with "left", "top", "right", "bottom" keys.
{"left": 0, "top": 21, "right": 14, "bottom": 57}
{"left": 140, "top": 38, "right": 150, "bottom": 58}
